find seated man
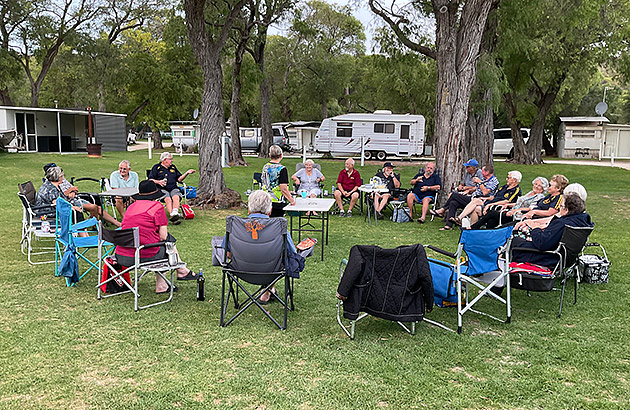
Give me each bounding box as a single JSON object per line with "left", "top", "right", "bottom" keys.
{"left": 432, "top": 164, "right": 499, "bottom": 230}
{"left": 227, "top": 190, "right": 303, "bottom": 304}
{"left": 373, "top": 162, "right": 400, "bottom": 219}
{"left": 454, "top": 170, "right": 522, "bottom": 226}
{"left": 110, "top": 160, "right": 139, "bottom": 217}
{"left": 456, "top": 158, "right": 483, "bottom": 195}
{"left": 406, "top": 162, "right": 441, "bottom": 223}
{"left": 148, "top": 152, "right": 196, "bottom": 225}
{"left": 333, "top": 158, "right": 361, "bottom": 217}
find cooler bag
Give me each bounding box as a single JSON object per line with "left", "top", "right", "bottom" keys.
{"left": 181, "top": 204, "right": 195, "bottom": 220}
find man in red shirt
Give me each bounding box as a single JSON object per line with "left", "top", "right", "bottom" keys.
{"left": 334, "top": 158, "right": 361, "bottom": 217}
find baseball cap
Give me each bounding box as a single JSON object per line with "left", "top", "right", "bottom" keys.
{"left": 463, "top": 158, "right": 478, "bottom": 167}
{"left": 383, "top": 162, "right": 395, "bottom": 168}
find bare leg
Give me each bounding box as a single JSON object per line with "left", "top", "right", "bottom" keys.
{"left": 334, "top": 190, "right": 344, "bottom": 211}
{"left": 172, "top": 195, "right": 181, "bottom": 213}
{"left": 348, "top": 192, "right": 359, "bottom": 211}
{"left": 460, "top": 198, "right": 484, "bottom": 219}
{"left": 115, "top": 197, "right": 125, "bottom": 217}
{"left": 163, "top": 197, "right": 173, "bottom": 214}
{"left": 421, "top": 197, "right": 432, "bottom": 220}
{"left": 406, "top": 192, "right": 416, "bottom": 219}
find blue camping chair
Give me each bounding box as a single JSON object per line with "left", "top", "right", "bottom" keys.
{"left": 55, "top": 198, "right": 113, "bottom": 286}
{"left": 427, "top": 226, "right": 513, "bottom": 333}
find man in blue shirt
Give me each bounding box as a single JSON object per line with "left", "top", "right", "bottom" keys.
{"left": 406, "top": 162, "right": 441, "bottom": 223}
{"left": 110, "top": 160, "right": 139, "bottom": 216}
{"left": 434, "top": 164, "right": 499, "bottom": 230}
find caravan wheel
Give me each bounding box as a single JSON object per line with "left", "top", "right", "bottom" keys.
{"left": 376, "top": 151, "right": 387, "bottom": 161}
{"left": 363, "top": 150, "right": 373, "bottom": 160}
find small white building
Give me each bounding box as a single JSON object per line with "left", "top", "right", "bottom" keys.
{"left": 558, "top": 116, "right": 630, "bottom": 159}
{"left": 0, "top": 105, "right": 127, "bottom": 153}
{"left": 274, "top": 121, "right": 321, "bottom": 151}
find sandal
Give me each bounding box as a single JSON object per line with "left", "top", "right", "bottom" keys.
{"left": 417, "top": 217, "right": 425, "bottom": 224}
{"left": 439, "top": 226, "right": 452, "bottom": 231}
{"left": 177, "top": 270, "right": 196, "bottom": 281}
{"left": 156, "top": 285, "right": 178, "bottom": 294}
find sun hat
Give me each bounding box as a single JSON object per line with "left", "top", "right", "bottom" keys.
{"left": 132, "top": 180, "right": 167, "bottom": 201}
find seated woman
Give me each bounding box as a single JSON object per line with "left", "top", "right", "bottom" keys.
{"left": 36, "top": 166, "right": 121, "bottom": 232}
{"left": 452, "top": 170, "right": 522, "bottom": 225}
{"left": 292, "top": 159, "right": 325, "bottom": 198}
{"left": 373, "top": 162, "right": 400, "bottom": 219}
{"left": 114, "top": 180, "right": 196, "bottom": 294}
{"left": 517, "top": 174, "right": 568, "bottom": 220}
{"left": 511, "top": 193, "right": 593, "bottom": 268}
{"left": 469, "top": 176, "right": 548, "bottom": 230}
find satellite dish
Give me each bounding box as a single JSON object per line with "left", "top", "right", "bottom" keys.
{"left": 595, "top": 101, "right": 608, "bottom": 115}
{"left": 193, "top": 108, "right": 199, "bottom": 119}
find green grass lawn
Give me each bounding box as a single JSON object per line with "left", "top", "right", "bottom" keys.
{"left": 1, "top": 151, "right": 628, "bottom": 409}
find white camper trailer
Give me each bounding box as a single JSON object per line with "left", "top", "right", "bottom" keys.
{"left": 314, "top": 110, "right": 425, "bottom": 160}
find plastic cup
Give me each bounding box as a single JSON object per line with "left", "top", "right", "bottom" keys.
{"left": 301, "top": 191, "right": 307, "bottom": 198}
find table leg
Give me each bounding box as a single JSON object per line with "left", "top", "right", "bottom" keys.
{"left": 320, "top": 212, "right": 325, "bottom": 261}
{"left": 325, "top": 211, "right": 329, "bottom": 245}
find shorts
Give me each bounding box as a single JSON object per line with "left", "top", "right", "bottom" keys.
{"left": 412, "top": 193, "right": 435, "bottom": 202}
{"left": 162, "top": 188, "right": 182, "bottom": 199}
{"left": 297, "top": 188, "right": 321, "bottom": 197}
{"left": 115, "top": 246, "right": 167, "bottom": 267}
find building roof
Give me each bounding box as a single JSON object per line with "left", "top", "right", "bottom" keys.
{"left": 559, "top": 116, "right": 609, "bottom": 123}
{"left": 0, "top": 105, "right": 126, "bottom": 117}
{"left": 330, "top": 112, "right": 424, "bottom": 123}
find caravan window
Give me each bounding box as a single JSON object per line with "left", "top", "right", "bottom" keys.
{"left": 241, "top": 129, "right": 256, "bottom": 137}
{"left": 337, "top": 122, "right": 353, "bottom": 138}
{"left": 273, "top": 128, "right": 281, "bottom": 136}
{"left": 374, "top": 123, "right": 395, "bottom": 134}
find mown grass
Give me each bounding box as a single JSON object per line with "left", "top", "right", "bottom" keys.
{"left": 0, "top": 150, "right": 628, "bottom": 409}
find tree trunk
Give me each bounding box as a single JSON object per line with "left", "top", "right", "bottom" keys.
{"left": 280, "top": 64, "right": 293, "bottom": 120}
{"left": 0, "top": 86, "right": 13, "bottom": 106}
{"left": 321, "top": 101, "right": 328, "bottom": 119}
{"left": 464, "top": 0, "right": 499, "bottom": 168}
{"left": 256, "top": 38, "right": 273, "bottom": 159}
{"left": 97, "top": 81, "right": 107, "bottom": 112}
{"left": 197, "top": 61, "right": 228, "bottom": 198}
{"left": 433, "top": 0, "right": 493, "bottom": 204}
{"left": 152, "top": 129, "right": 163, "bottom": 150}
{"left": 229, "top": 37, "right": 248, "bottom": 166}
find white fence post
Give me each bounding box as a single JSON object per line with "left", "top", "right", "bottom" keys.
{"left": 360, "top": 136, "right": 365, "bottom": 167}
{"left": 148, "top": 136, "right": 152, "bottom": 160}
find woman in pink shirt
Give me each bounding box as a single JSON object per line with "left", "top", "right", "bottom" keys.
{"left": 114, "top": 180, "right": 196, "bottom": 294}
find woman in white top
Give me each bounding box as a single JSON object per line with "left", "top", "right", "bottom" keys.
{"left": 291, "top": 159, "right": 325, "bottom": 198}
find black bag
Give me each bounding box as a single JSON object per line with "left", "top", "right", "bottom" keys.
{"left": 510, "top": 271, "right": 555, "bottom": 292}
{"left": 579, "top": 254, "right": 610, "bottom": 284}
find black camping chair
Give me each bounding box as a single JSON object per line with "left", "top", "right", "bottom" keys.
{"left": 336, "top": 244, "right": 443, "bottom": 339}
{"left": 69, "top": 176, "right": 103, "bottom": 206}
{"left": 220, "top": 215, "right": 294, "bottom": 330}
{"left": 509, "top": 225, "right": 594, "bottom": 317}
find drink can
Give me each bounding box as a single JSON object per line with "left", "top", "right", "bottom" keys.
{"left": 41, "top": 220, "right": 50, "bottom": 233}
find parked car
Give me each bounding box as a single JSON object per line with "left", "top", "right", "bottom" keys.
{"left": 238, "top": 125, "right": 291, "bottom": 152}
{"left": 493, "top": 128, "right": 530, "bottom": 158}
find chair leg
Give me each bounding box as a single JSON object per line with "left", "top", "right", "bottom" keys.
{"left": 558, "top": 276, "right": 567, "bottom": 318}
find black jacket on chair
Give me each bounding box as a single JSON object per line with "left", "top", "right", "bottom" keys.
{"left": 337, "top": 244, "right": 434, "bottom": 322}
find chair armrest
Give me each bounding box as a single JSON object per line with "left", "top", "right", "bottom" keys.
{"left": 71, "top": 217, "right": 97, "bottom": 231}
{"left": 426, "top": 245, "right": 456, "bottom": 260}
{"left": 140, "top": 241, "right": 169, "bottom": 250}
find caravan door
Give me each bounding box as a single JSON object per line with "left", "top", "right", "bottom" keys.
{"left": 398, "top": 124, "right": 410, "bottom": 156}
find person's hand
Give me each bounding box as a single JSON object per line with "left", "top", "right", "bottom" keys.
{"left": 421, "top": 186, "right": 428, "bottom": 192}
{"left": 157, "top": 179, "right": 167, "bottom": 187}
{"left": 514, "top": 220, "right": 526, "bottom": 230}
{"left": 186, "top": 169, "right": 196, "bottom": 175}
{"left": 472, "top": 177, "right": 482, "bottom": 184}
{"left": 72, "top": 206, "right": 82, "bottom": 212}
{"left": 524, "top": 211, "right": 535, "bottom": 219}
{"left": 506, "top": 209, "right": 514, "bottom": 217}
{"left": 336, "top": 292, "right": 347, "bottom": 301}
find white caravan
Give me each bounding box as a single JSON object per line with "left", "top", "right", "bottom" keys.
{"left": 315, "top": 110, "right": 425, "bottom": 160}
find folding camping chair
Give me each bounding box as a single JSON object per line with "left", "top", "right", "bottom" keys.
{"left": 293, "top": 162, "right": 325, "bottom": 196}
{"left": 220, "top": 215, "right": 294, "bottom": 330}
{"left": 252, "top": 172, "right": 263, "bottom": 191}
{"left": 69, "top": 176, "right": 103, "bottom": 207}
{"left": 427, "top": 226, "right": 513, "bottom": 333}
{"left": 336, "top": 244, "right": 446, "bottom": 339}
{"left": 97, "top": 222, "right": 186, "bottom": 311}
{"left": 145, "top": 169, "right": 187, "bottom": 205}
{"left": 510, "top": 225, "right": 594, "bottom": 317}
{"left": 18, "top": 181, "right": 56, "bottom": 264}
{"left": 55, "top": 198, "right": 113, "bottom": 286}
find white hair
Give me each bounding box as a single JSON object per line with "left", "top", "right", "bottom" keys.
{"left": 269, "top": 145, "right": 283, "bottom": 160}
{"left": 119, "top": 160, "right": 130, "bottom": 168}
{"left": 508, "top": 170, "right": 522, "bottom": 183}
{"left": 564, "top": 183, "right": 587, "bottom": 201}
{"left": 248, "top": 190, "right": 272, "bottom": 215}
{"left": 160, "top": 152, "right": 173, "bottom": 162}
{"left": 533, "top": 176, "right": 549, "bottom": 190}
{"left": 46, "top": 166, "right": 64, "bottom": 182}
{"left": 304, "top": 159, "right": 314, "bottom": 166}
{"left": 346, "top": 158, "right": 355, "bottom": 165}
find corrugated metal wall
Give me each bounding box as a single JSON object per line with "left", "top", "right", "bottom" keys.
{"left": 94, "top": 115, "right": 126, "bottom": 151}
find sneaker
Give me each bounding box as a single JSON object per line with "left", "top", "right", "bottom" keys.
{"left": 347, "top": 210, "right": 353, "bottom": 218}
{"left": 338, "top": 210, "right": 345, "bottom": 217}
{"left": 170, "top": 212, "right": 180, "bottom": 224}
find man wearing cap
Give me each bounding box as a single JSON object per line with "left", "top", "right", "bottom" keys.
{"left": 373, "top": 162, "right": 400, "bottom": 218}
{"left": 432, "top": 164, "right": 499, "bottom": 230}
{"left": 458, "top": 159, "right": 483, "bottom": 194}
{"left": 115, "top": 180, "right": 196, "bottom": 294}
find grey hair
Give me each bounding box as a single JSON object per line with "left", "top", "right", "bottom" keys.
{"left": 533, "top": 176, "right": 549, "bottom": 190}
{"left": 508, "top": 170, "right": 522, "bottom": 183}
{"left": 269, "top": 145, "right": 283, "bottom": 160}
{"left": 564, "top": 183, "right": 587, "bottom": 201}
{"left": 46, "top": 166, "right": 64, "bottom": 182}
{"left": 248, "top": 190, "right": 272, "bottom": 215}
{"left": 346, "top": 158, "right": 355, "bottom": 165}
{"left": 304, "top": 159, "right": 314, "bottom": 166}
{"left": 160, "top": 152, "right": 173, "bottom": 162}
{"left": 119, "top": 160, "right": 130, "bottom": 168}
